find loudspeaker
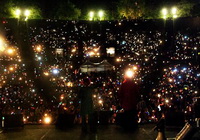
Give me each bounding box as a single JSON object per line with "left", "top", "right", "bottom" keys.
{"left": 2, "top": 114, "right": 24, "bottom": 129}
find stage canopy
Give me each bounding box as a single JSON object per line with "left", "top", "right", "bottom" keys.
{"left": 80, "top": 59, "right": 113, "bottom": 73}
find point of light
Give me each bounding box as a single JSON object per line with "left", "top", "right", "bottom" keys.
{"left": 37, "top": 56, "right": 42, "bottom": 60}
{"left": 125, "top": 69, "right": 134, "bottom": 78}
{"left": 171, "top": 7, "right": 177, "bottom": 15}
{"left": 36, "top": 45, "right": 42, "bottom": 52}
{"left": 24, "top": 10, "right": 30, "bottom": 17}
{"left": 7, "top": 48, "right": 14, "bottom": 54}
{"left": 67, "top": 82, "right": 73, "bottom": 87}
{"left": 173, "top": 68, "right": 178, "bottom": 72}
{"left": 98, "top": 99, "right": 103, "bottom": 104}
{"left": 98, "top": 10, "right": 104, "bottom": 20}
{"left": 162, "top": 8, "right": 168, "bottom": 16}
{"left": 44, "top": 72, "right": 49, "bottom": 76}
{"left": 133, "top": 66, "right": 137, "bottom": 71}
{"left": 89, "top": 51, "right": 95, "bottom": 56}
{"left": 116, "top": 58, "right": 121, "bottom": 62}
{"left": 52, "top": 68, "right": 59, "bottom": 74}
{"left": 60, "top": 95, "right": 64, "bottom": 100}
{"left": 9, "top": 67, "right": 14, "bottom": 71}
{"left": 44, "top": 116, "right": 51, "bottom": 124}
{"left": 23, "top": 118, "right": 27, "bottom": 122}
{"left": 71, "top": 48, "right": 76, "bottom": 53}
{"left": 89, "top": 11, "right": 94, "bottom": 21}
{"left": 168, "top": 78, "right": 173, "bottom": 82}
{"left": 94, "top": 48, "right": 98, "bottom": 52}
{"left": 15, "top": 9, "right": 21, "bottom": 17}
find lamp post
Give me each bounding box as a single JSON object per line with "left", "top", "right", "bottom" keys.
{"left": 15, "top": 9, "right": 21, "bottom": 17}
{"left": 171, "top": 7, "right": 177, "bottom": 19}
{"left": 89, "top": 11, "right": 94, "bottom": 21}
{"left": 88, "top": 10, "right": 105, "bottom": 21}
{"left": 171, "top": 7, "right": 178, "bottom": 54}
{"left": 161, "top": 8, "right": 168, "bottom": 52}
{"left": 171, "top": 7, "right": 178, "bottom": 31}
{"left": 162, "top": 8, "right": 168, "bottom": 20}
{"left": 161, "top": 7, "right": 178, "bottom": 51}
{"left": 98, "top": 10, "right": 104, "bottom": 21}
{"left": 161, "top": 8, "right": 168, "bottom": 36}
{"left": 14, "top": 9, "right": 31, "bottom": 22}
{"left": 161, "top": 7, "right": 178, "bottom": 20}
{"left": 24, "top": 10, "right": 30, "bottom": 21}
{"left": 15, "top": 9, "right": 21, "bottom": 25}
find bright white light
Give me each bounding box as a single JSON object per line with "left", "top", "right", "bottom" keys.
{"left": 37, "top": 56, "right": 42, "bottom": 60}
{"left": 133, "top": 66, "right": 137, "bottom": 71}
{"left": 98, "top": 10, "right": 104, "bottom": 20}
{"left": 7, "top": 48, "right": 14, "bottom": 54}
{"left": 44, "top": 116, "right": 51, "bottom": 124}
{"left": 67, "top": 82, "right": 73, "bottom": 87}
{"left": 15, "top": 9, "right": 21, "bottom": 17}
{"left": 93, "top": 48, "right": 98, "bottom": 52}
{"left": 162, "top": 8, "right": 168, "bottom": 16}
{"left": 89, "top": 11, "right": 94, "bottom": 17}
{"left": 168, "top": 78, "right": 173, "bottom": 82}
{"left": 158, "top": 105, "right": 161, "bottom": 111}
{"left": 98, "top": 99, "right": 103, "bottom": 104}
{"left": 89, "top": 51, "right": 95, "bottom": 56}
{"left": 44, "top": 72, "right": 49, "bottom": 76}
{"left": 9, "top": 67, "right": 14, "bottom": 71}
{"left": 171, "top": 7, "right": 177, "bottom": 15}
{"left": 24, "top": 10, "right": 30, "bottom": 17}
{"left": 89, "top": 11, "right": 94, "bottom": 20}
{"left": 173, "top": 69, "right": 178, "bottom": 72}
{"left": 71, "top": 48, "right": 76, "bottom": 53}
{"left": 116, "top": 58, "right": 121, "bottom": 62}
{"left": 106, "top": 47, "right": 115, "bottom": 56}
{"left": 52, "top": 69, "right": 59, "bottom": 74}
{"left": 23, "top": 118, "right": 27, "bottom": 122}
{"left": 60, "top": 95, "right": 64, "bottom": 100}
{"left": 182, "top": 67, "right": 187, "bottom": 71}
{"left": 125, "top": 70, "right": 134, "bottom": 78}
{"left": 36, "top": 45, "right": 42, "bottom": 52}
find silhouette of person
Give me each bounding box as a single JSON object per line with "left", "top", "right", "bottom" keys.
{"left": 79, "top": 78, "right": 96, "bottom": 133}
{"left": 118, "top": 73, "right": 140, "bottom": 130}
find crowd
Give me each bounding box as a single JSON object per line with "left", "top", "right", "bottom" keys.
{"left": 0, "top": 19, "right": 199, "bottom": 124}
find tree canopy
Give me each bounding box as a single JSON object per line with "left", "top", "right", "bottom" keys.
{"left": 117, "top": 0, "right": 145, "bottom": 19}
{"left": 54, "top": 1, "right": 81, "bottom": 20}
{"left": 0, "top": 0, "right": 42, "bottom": 19}
{"left": 0, "top": 0, "right": 199, "bottom": 20}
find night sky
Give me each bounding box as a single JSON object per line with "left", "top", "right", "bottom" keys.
{"left": 42, "top": 0, "right": 117, "bottom": 10}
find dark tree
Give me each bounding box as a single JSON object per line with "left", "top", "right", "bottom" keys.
{"left": 54, "top": 0, "right": 81, "bottom": 20}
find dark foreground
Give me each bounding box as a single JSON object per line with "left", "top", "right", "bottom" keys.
{"left": 1, "top": 124, "right": 200, "bottom": 140}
